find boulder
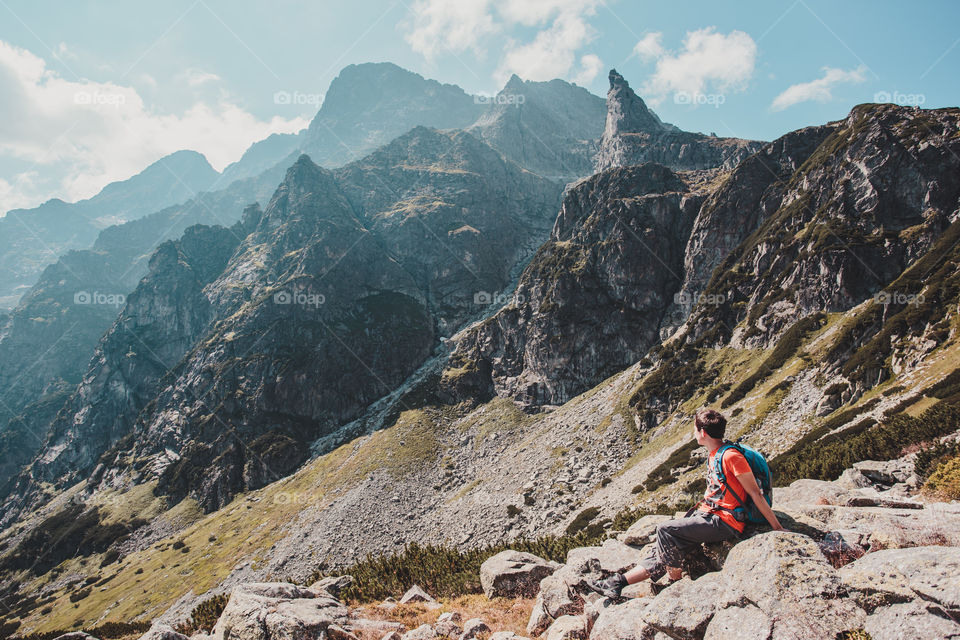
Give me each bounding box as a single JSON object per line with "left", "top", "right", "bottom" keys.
{"left": 434, "top": 611, "right": 463, "bottom": 638}
{"left": 853, "top": 460, "right": 915, "bottom": 486}
{"left": 480, "top": 550, "right": 559, "bottom": 598}
{"left": 210, "top": 582, "right": 348, "bottom": 640}
{"left": 641, "top": 573, "right": 723, "bottom": 639}
{"left": 719, "top": 532, "right": 864, "bottom": 639}
{"left": 53, "top": 634, "right": 98, "bottom": 640}
{"left": 328, "top": 626, "right": 359, "bottom": 640}
{"left": 527, "top": 572, "right": 585, "bottom": 636}
{"left": 380, "top": 633, "right": 403, "bottom": 640}
{"left": 703, "top": 604, "right": 771, "bottom": 640}
{"left": 309, "top": 575, "right": 353, "bottom": 598}
{"left": 459, "top": 619, "right": 490, "bottom": 640}
{"left": 589, "top": 599, "right": 653, "bottom": 640}
{"left": 402, "top": 625, "right": 437, "bottom": 640}
{"left": 544, "top": 615, "right": 588, "bottom": 640}
{"left": 783, "top": 503, "right": 960, "bottom": 549}
{"left": 863, "top": 601, "right": 960, "bottom": 640}
{"left": 566, "top": 539, "right": 639, "bottom": 576}
{"left": 399, "top": 585, "right": 437, "bottom": 605}
{"left": 137, "top": 626, "right": 188, "bottom": 640}
{"left": 617, "top": 515, "right": 672, "bottom": 547}
{"left": 773, "top": 479, "right": 850, "bottom": 508}
{"left": 839, "top": 546, "right": 960, "bottom": 612}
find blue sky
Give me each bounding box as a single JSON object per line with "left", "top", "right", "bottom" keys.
{"left": 1, "top": 0, "right": 958, "bottom": 212}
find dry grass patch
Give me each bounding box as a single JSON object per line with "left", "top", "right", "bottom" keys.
{"left": 351, "top": 594, "right": 534, "bottom": 639}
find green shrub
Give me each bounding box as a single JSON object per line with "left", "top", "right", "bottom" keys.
{"left": 915, "top": 441, "right": 960, "bottom": 478}
{"left": 566, "top": 507, "right": 601, "bottom": 536}
{"left": 309, "top": 529, "right": 608, "bottom": 603}
{"left": 772, "top": 401, "right": 960, "bottom": 485}
{"left": 176, "top": 593, "right": 229, "bottom": 635}
{"left": 11, "top": 621, "right": 150, "bottom": 640}
{"left": 923, "top": 454, "right": 960, "bottom": 500}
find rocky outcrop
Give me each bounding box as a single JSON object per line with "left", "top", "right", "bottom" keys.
{"left": 682, "top": 103, "right": 960, "bottom": 352}
{"left": 73, "top": 128, "right": 558, "bottom": 513}
{"left": 209, "top": 583, "right": 350, "bottom": 640}
{"left": 480, "top": 550, "right": 559, "bottom": 598}
{"left": 467, "top": 75, "right": 606, "bottom": 183}
{"left": 441, "top": 163, "right": 700, "bottom": 406}
{"left": 594, "top": 70, "right": 762, "bottom": 173}
{"left": 32, "top": 220, "right": 250, "bottom": 489}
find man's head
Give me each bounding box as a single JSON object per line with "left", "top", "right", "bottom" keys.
{"left": 693, "top": 408, "right": 726, "bottom": 444}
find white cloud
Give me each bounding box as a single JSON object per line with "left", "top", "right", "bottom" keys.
{"left": 771, "top": 66, "right": 866, "bottom": 111}
{"left": 181, "top": 68, "right": 221, "bottom": 86}
{"left": 633, "top": 32, "right": 663, "bottom": 61}
{"left": 404, "top": 0, "right": 602, "bottom": 86}
{"left": 573, "top": 53, "right": 603, "bottom": 86}
{"left": 638, "top": 28, "right": 757, "bottom": 104}
{"left": 0, "top": 40, "right": 307, "bottom": 213}
{"left": 494, "top": 9, "right": 598, "bottom": 84}
{"left": 403, "top": 0, "right": 498, "bottom": 59}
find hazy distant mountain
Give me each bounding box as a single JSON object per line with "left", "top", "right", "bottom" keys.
{"left": 0, "top": 150, "right": 219, "bottom": 309}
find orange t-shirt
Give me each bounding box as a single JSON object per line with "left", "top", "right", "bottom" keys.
{"left": 698, "top": 446, "right": 752, "bottom": 532}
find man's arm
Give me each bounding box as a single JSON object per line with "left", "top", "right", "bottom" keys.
{"left": 735, "top": 471, "right": 784, "bottom": 531}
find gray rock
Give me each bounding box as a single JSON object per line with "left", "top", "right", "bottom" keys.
{"left": 210, "top": 582, "right": 348, "bottom": 640}
{"left": 566, "top": 539, "right": 639, "bottom": 576}
{"left": 641, "top": 573, "right": 723, "bottom": 639}
{"left": 136, "top": 626, "right": 188, "bottom": 640}
{"left": 703, "top": 604, "right": 771, "bottom": 640}
{"left": 773, "top": 478, "right": 850, "bottom": 508}
{"left": 402, "top": 625, "right": 438, "bottom": 640}
{"left": 459, "top": 619, "right": 491, "bottom": 640}
{"left": 434, "top": 611, "right": 463, "bottom": 638}
{"left": 480, "top": 550, "right": 559, "bottom": 598}
{"left": 589, "top": 599, "right": 654, "bottom": 640}
{"left": 719, "top": 532, "right": 864, "bottom": 639}
{"left": 309, "top": 575, "right": 353, "bottom": 598}
{"left": 618, "top": 515, "right": 672, "bottom": 547}
{"left": 863, "top": 601, "right": 960, "bottom": 640}
{"left": 544, "top": 615, "right": 588, "bottom": 640}
{"left": 853, "top": 460, "right": 915, "bottom": 486}
{"left": 400, "top": 585, "right": 437, "bottom": 605}
{"left": 839, "top": 546, "right": 960, "bottom": 612}
{"left": 836, "top": 468, "right": 874, "bottom": 490}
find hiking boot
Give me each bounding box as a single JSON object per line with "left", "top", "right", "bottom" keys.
{"left": 585, "top": 573, "right": 627, "bottom": 599}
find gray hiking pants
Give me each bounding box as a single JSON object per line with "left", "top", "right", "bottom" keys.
{"left": 637, "top": 512, "right": 738, "bottom": 581}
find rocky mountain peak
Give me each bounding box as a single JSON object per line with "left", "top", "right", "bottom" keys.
{"left": 604, "top": 68, "right": 675, "bottom": 137}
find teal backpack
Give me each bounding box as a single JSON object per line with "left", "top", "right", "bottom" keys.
{"left": 706, "top": 440, "right": 773, "bottom": 525}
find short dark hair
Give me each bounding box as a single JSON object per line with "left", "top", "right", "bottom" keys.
{"left": 695, "top": 408, "right": 726, "bottom": 439}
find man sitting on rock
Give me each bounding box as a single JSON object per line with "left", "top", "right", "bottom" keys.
{"left": 588, "top": 408, "right": 784, "bottom": 598}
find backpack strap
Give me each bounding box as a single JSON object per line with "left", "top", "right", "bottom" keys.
{"left": 706, "top": 442, "right": 751, "bottom": 517}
